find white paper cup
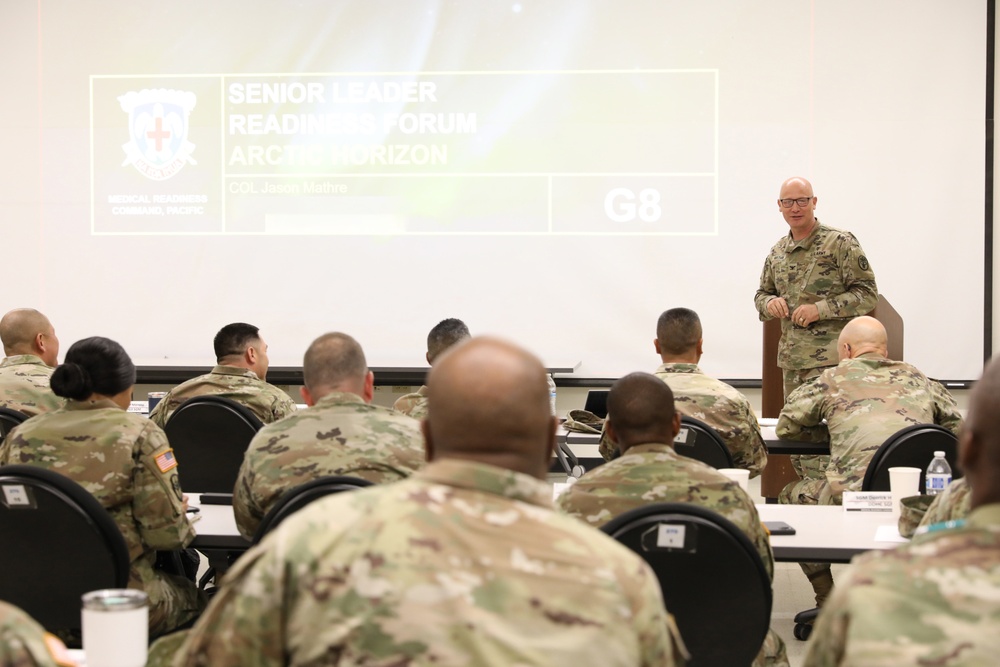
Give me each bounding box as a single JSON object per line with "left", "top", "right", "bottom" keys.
{"left": 82, "top": 589, "right": 148, "bottom": 667}
{"left": 889, "top": 467, "right": 922, "bottom": 520}
{"left": 718, "top": 468, "right": 750, "bottom": 493}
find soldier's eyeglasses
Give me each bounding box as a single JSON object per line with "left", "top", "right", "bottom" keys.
{"left": 779, "top": 197, "right": 813, "bottom": 208}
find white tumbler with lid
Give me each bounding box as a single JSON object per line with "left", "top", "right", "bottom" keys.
{"left": 81, "top": 589, "right": 148, "bottom": 667}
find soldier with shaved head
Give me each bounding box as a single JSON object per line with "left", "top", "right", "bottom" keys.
{"left": 778, "top": 316, "right": 962, "bottom": 608}
{"left": 233, "top": 332, "right": 424, "bottom": 538}
{"left": 172, "top": 337, "right": 683, "bottom": 666}
{"left": 561, "top": 372, "right": 787, "bottom": 667}
{"left": 393, "top": 317, "right": 470, "bottom": 419}
{"left": 0, "top": 309, "right": 63, "bottom": 416}
{"left": 755, "top": 177, "right": 879, "bottom": 486}
{"left": 804, "top": 356, "right": 1000, "bottom": 665}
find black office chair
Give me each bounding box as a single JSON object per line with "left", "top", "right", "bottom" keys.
{"left": 862, "top": 423, "right": 960, "bottom": 492}
{"left": 0, "top": 406, "right": 29, "bottom": 439}
{"left": 252, "top": 475, "right": 373, "bottom": 544}
{"left": 163, "top": 395, "right": 264, "bottom": 500}
{"left": 792, "top": 423, "right": 961, "bottom": 641}
{"left": 0, "top": 464, "right": 130, "bottom": 643}
{"left": 602, "top": 502, "right": 771, "bottom": 667}
{"left": 674, "top": 416, "right": 735, "bottom": 470}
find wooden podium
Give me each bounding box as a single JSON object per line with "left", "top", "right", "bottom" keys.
{"left": 759, "top": 295, "right": 903, "bottom": 500}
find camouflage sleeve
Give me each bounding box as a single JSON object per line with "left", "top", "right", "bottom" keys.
{"left": 813, "top": 234, "right": 878, "bottom": 320}
{"left": 269, "top": 390, "right": 297, "bottom": 423}
{"left": 148, "top": 396, "right": 169, "bottom": 429}
{"left": 754, "top": 253, "right": 780, "bottom": 321}
{"left": 732, "top": 395, "right": 768, "bottom": 478}
{"left": 172, "top": 542, "right": 288, "bottom": 666}
{"left": 917, "top": 478, "right": 972, "bottom": 530}
{"left": 133, "top": 422, "right": 196, "bottom": 550}
{"left": 929, "top": 380, "right": 963, "bottom": 435}
{"left": 0, "top": 602, "right": 75, "bottom": 667}
{"left": 776, "top": 379, "right": 830, "bottom": 444}
{"left": 232, "top": 456, "right": 263, "bottom": 540}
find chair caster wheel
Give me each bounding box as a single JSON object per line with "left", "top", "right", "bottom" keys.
{"left": 793, "top": 622, "right": 812, "bottom": 641}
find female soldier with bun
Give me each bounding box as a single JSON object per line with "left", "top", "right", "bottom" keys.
{"left": 0, "top": 337, "right": 203, "bottom": 637}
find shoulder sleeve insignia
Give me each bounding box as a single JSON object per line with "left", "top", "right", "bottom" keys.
{"left": 154, "top": 448, "right": 178, "bottom": 473}
{"left": 858, "top": 256, "right": 870, "bottom": 271}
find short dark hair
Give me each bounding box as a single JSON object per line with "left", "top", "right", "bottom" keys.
{"left": 656, "top": 308, "right": 702, "bottom": 355}
{"left": 303, "top": 332, "right": 368, "bottom": 390}
{"left": 606, "top": 372, "right": 676, "bottom": 446}
{"left": 214, "top": 323, "right": 261, "bottom": 361}
{"left": 427, "top": 318, "right": 471, "bottom": 362}
{"left": 50, "top": 337, "right": 135, "bottom": 401}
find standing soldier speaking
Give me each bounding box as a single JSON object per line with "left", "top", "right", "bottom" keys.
{"left": 754, "top": 177, "right": 878, "bottom": 480}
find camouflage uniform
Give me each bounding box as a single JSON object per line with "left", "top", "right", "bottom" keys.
{"left": 0, "top": 601, "right": 75, "bottom": 667}
{"left": 0, "top": 400, "right": 203, "bottom": 637}
{"left": 233, "top": 391, "right": 426, "bottom": 538}
{"left": 0, "top": 355, "right": 63, "bottom": 417}
{"left": 897, "top": 478, "right": 973, "bottom": 539}
{"left": 755, "top": 222, "right": 878, "bottom": 480}
{"left": 597, "top": 364, "right": 768, "bottom": 477}
{"left": 777, "top": 353, "right": 962, "bottom": 505}
{"left": 558, "top": 443, "right": 787, "bottom": 667}
{"left": 148, "top": 365, "right": 296, "bottom": 428}
{"left": 393, "top": 385, "right": 429, "bottom": 420}
{"left": 173, "top": 459, "right": 684, "bottom": 666}
{"left": 778, "top": 353, "right": 962, "bottom": 585}
{"left": 803, "top": 504, "right": 1000, "bottom": 667}
{"left": 918, "top": 477, "right": 972, "bottom": 533}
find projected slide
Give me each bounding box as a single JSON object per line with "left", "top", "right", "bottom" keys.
{"left": 91, "top": 71, "right": 717, "bottom": 236}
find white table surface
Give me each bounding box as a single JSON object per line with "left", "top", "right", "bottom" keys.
{"left": 190, "top": 495, "right": 903, "bottom": 565}
{"left": 757, "top": 503, "right": 903, "bottom": 563}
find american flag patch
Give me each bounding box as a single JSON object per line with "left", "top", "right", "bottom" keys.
{"left": 155, "top": 449, "right": 178, "bottom": 473}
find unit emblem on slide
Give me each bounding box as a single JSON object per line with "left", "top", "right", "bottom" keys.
{"left": 117, "top": 88, "right": 198, "bottom": 181}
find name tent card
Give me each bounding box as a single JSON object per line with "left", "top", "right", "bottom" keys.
{"left": 842, "top": 491, "right": 893, "bottom": 512}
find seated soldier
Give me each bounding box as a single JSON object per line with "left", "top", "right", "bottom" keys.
{"left": 149, "top": 322, "right": 296, "bottom": 428}
{"left": 0, "top": 308, "right": 63, "bottom": 416}
{"left": 778, "top": 315, "right": 963, "bottom": 608}
{"left": 599, "top": 307, "right": 767, "bottom": 477}
{"left": 560, "top": 372, "right": 787, "bottom": 667}
{"left": 233, "top": 332, "right": 425, "bottom": 538}
{"left": 0, "top": 337, "right": 203, "bottom": 637}
{"left": 164, "top": 337, "right": 684, "bottom": 666}
{"left": 393, "top": 318, "right": 470, "bottom": 419}
{"left": 804, "top": 356, "right": 1000, "bottom": 665}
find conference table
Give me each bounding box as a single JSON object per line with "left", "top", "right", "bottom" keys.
{"left": 189, "top": 494, "right": 904, "bottom": 572}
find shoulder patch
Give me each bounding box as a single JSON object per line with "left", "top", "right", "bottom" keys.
{"left": 154, "top": 448, "right": 178, "bottom": 473}
{"left": 858, "top": 256, "right": 869, "bottom": 271}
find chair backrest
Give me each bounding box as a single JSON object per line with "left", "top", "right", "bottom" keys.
{"left": 674, "top": 416, "right": 735, "bottom": 469}
{"left": 252, "top": 475, "right": 373, "bottom": 544}
{"left": 602, "top": 502, "right": 771, "bottom": 667}
{"left": 0, "top": 464, "right": 130, "bottom": 637}
{"left": 861, "top": 424, "right": 960, "bottom": 492}
{"left": 163, "top": 395, "right": 264, "bottom": 495}
{"left": 0, "top": 407, "right": 29, "bottom": 439}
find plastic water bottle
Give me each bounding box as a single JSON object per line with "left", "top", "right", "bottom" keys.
{"left": 925, "top": 451, "right": 952, "bottom": 495}
{"left": 547, "top": 374, "right": 558, "bottom": 417}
